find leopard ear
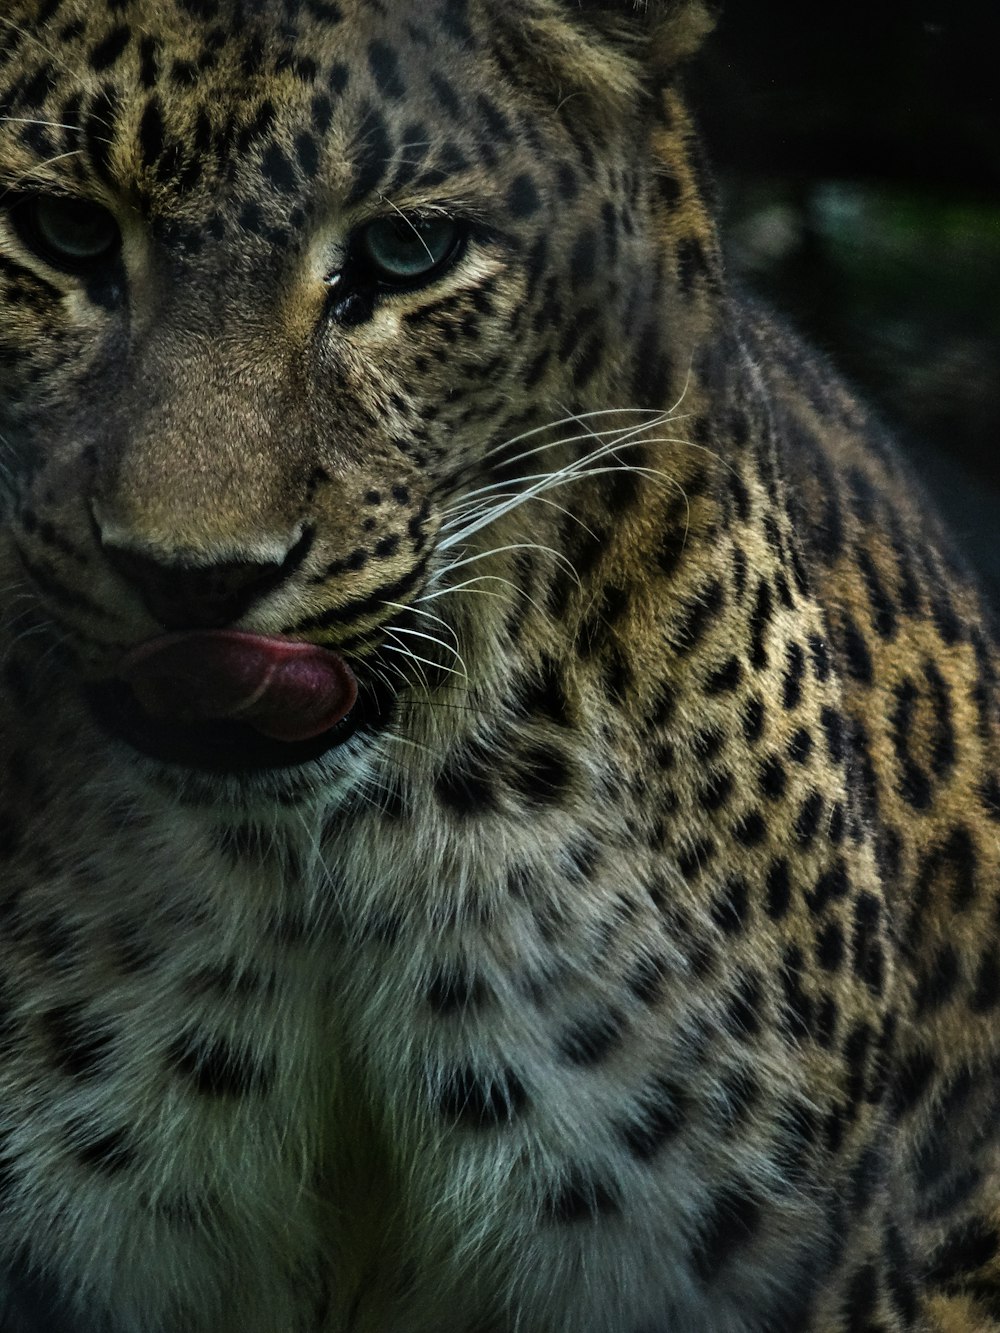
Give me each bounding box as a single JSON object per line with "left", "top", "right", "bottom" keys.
{"left": 571, "top": 0, "right": 720, "bottom": 69}
{"left": 495, "top": 1, "right": 718, "bottom": 117}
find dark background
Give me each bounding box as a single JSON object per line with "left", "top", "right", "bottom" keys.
{"left": 689, "top": 1, "right": 1000, "bottom": 611}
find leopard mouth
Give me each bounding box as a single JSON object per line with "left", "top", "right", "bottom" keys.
{"left": 85, "top": 630, "right": 385, "bottom": 773}
{"left": 85, "top": 679, "right": 370, "bottom": 771}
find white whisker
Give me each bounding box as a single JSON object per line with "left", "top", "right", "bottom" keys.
{"left": 432, "top": 540, "right": 578, "bottom": 583}
{"left": 385, "top": 624, "right": 468, "bottom": 673}
{"left": 381, "top": 641, "right": 466, "bottom": 682}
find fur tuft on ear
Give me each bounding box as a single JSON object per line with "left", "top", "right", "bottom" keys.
{"left": 574, "top": 0, "right": 720, "bottom": 69}
{"left": 650, "top": 0, "right": 720, "bottom": 66}
{"left": 493, "top": 0, "right": 718, "bottom": 122}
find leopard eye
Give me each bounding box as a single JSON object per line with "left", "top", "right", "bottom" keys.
{"left": 359, "top": 215, "right": 464, "bottom": 286}
{"left": 12, "top": 195, "right": 121, "bottom": 273}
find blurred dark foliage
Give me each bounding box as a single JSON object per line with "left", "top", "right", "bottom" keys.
{"left": 689, "top": 0, "right": 1000, "bottom": 612}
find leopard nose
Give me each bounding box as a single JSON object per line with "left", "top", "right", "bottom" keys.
{"left": 100, "top": 529, "right": 315, "bottom": 631}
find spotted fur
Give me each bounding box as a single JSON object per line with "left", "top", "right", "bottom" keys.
{"left": 1, "top": 2, "right": 999, "bottom": 1331}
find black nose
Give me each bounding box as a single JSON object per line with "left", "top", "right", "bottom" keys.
{"left": 101, "top": 529, "right": 314, "bottom": 630}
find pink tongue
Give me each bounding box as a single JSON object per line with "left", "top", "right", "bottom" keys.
{"left": 118, "top": 631, "right": 358, "bottom": 744}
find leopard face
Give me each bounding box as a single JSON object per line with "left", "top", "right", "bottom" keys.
{"left": 0, "top": 0, "right": 718, "bottom": 793}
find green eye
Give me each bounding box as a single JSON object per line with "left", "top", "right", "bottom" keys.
{"left": 360, "top": 214, "right": 463, "bottom": 285}
{"left": 13, "top": 195, "right": 120, "bottom": 272}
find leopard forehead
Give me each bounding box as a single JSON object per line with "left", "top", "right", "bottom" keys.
{"left": 0, "top": 0, "right": 646, "bottom": 237}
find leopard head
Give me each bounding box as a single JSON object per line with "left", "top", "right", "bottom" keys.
{"left": 0, "top": 0, "right": 720, "bottom": 782}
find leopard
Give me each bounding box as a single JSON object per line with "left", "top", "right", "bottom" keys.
{"left": 1, "top": 0, "right": 999, "bottom": 1330}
